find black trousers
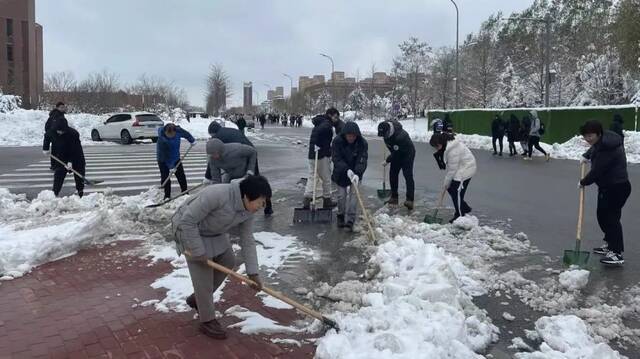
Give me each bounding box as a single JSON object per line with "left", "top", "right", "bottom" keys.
{"left": 507, "top": 137, "right": 517, "bottom": 155}
{"left": 447, "top": 178, "right": 472, "bottom": 217}
{"left": 527, "top": 136, "right": 547, "bottom": 157}
{"left": 597, "top": 181, "right": 631, "bottom": 254}
{"left": 158, "top": 161, "right": 187, "bottom": 199}
{"left": 53, "top": 161, "right": 85, "bottom": 196}
{"left": 492, "top": 135, "right": 504, "bottom": 154}
{"left": 389, "top": 156, "right": 415, "bottom": 201}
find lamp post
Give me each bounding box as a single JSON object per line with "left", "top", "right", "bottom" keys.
{"left": 450, "top": 0, "right": 459, "bottom": 109}
{"left": 319, "top": 53, "right": 336, "bottom": 106}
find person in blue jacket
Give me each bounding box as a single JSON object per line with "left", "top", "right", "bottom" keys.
{"left": 156, "top": 123, "right": 196, "bottom": 199}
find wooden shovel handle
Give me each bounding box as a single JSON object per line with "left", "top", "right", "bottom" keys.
{"left": 577, "top": 162, "right": 586, "bottom": 241}
{"left": 50, "top": 154, "right": 87, "bottom": 180}
{"left": 352, "top": 184, "right": 377, "bottom": 243}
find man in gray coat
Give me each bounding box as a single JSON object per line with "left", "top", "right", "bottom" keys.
{"left": 205, "top": 138, "right": 257, "bottom": 184}
{"left": 171, "top": 175, "right": 272, "bottom": 339}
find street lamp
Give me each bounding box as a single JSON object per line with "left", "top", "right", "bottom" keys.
{"left": 502, "top": 16, "right": 553, "bottom": 107}
{"left": 450, "top": 0, "right": 459, "bottom": 109}
{"left": 319, "top": 53, "right": 336, "bottom": 106}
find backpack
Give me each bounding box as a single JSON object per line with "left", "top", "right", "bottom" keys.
{"left": 539, "top": 122, "right": 546, "bottom": 135}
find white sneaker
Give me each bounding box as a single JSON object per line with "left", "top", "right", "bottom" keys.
{"left": 600, "top": 251, "right": 624, "bottom": 265}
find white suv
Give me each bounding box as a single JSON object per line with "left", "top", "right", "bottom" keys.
{"left": 91, "top": 112, "right": 164, "bottom": 144}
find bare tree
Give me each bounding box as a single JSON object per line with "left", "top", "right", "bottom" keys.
{"left": 392, "top": 37, "right": 432, "bottom": 117}
{"left": 429, "top": 47, "right": 456, "bottom": 109}
{"left": 205, "top": 64, "right": 232, "bottom": 116}
{"left": 44, "top": 71, "right": 77, "bottom": 92}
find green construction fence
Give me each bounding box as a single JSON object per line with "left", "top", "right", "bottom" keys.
{"left": 427, "top": 105, "right": 639, "bottom": 144}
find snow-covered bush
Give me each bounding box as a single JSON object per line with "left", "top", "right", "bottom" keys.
{"left": 0, "top": 92, "right": 21, "bottom": 113}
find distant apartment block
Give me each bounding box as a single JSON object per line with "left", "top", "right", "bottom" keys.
{"left": 297, "top": 70, "right": 395, "bottom": 107}
{"left": 243, "top": 82, "right": 252, "bottom": 113}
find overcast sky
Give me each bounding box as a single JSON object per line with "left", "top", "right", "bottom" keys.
{"left": 37, "top": 0, "right": 532, "bottom": 108}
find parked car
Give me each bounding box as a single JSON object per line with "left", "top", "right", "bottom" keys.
{"left": 91, "top": 112, "right": 164, "bottom": 144}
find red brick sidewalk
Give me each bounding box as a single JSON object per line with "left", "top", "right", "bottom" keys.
{"left": 0, "top": 241, "right": 317, "bottom": 359}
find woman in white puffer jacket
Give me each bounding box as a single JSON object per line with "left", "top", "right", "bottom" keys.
{"left": 429, "top": 133, "right": 477, "bottom": 223}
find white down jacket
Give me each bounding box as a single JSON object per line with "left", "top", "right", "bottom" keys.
{"left": 443, "top": 140, "right": 477, "bottom": 187}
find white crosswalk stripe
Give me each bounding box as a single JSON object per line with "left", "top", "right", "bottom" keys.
{"left": 0, "top": 148, "right": 210, "bottom": 195}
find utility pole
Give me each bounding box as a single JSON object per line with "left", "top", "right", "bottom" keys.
{"left": 319, "top": 53, "right": 335, "bottom": 107}
{"left": 450, "top": 0, "right": 460, "bottom": 109}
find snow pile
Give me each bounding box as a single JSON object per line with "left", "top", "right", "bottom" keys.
{"left": 169, "top": 116, "right": 238, "bottom": 140}
{"left": 558, "top": 269, "right": 590, "bottom": 291}
{"left": 0, "top": 109, "right": 110, "bottom": 146}
{"left": 226, "top": 305, "right": 301, "bottom": 335}
{"left": 315, "top": 214, "right": 520, "bottom": 358}
{"left": 515, "top": 315, "right": 624, "bottom": 359}
{"left": 0, "top": 92, "right": 21, "bottom": 113}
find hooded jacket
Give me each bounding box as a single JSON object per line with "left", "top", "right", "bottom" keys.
{"left": 307, "top": 114, "right": 334, "bottom": 160}
{"left": 331, "top": 122, "right": 368, "bottom": 187}
{"left": 507, "top": 114, "right": 521, "bottom": 141}
{"left": 381, "top": 120, "right": 415, "bottom": 163}
{"left": 44, "top": 121, "right": 85, "bottom": 166}
{"left": 333, "top": 119, "right": 345, "bottom": 136}
{"left": 580, "top": 130, "right": 628, "bottom": 188}
{"left": 43, "top": 109, "right": 68, "bottom": 151}
{"left": 491, "top": 115, "right": 506, "bottom": 137}
{"left": 206, "top": 139, "right": 257, "bottom": 184}
{"left": 529, "top": 111, "right": 542, "bottom": 137}
{"left": 443, "top": 139, "right": 477, "bottom": 188}
{"left": 610, "top": 114, "right": 624, "bottom": 142}
{"left": 171, "top": 181, "right": 258, "bottom": 275}
{"left": 156, "top": 126, "right": 195, "bottom": 168}
{"left": 208, "top": 121, "right": 253, "bottom": 146}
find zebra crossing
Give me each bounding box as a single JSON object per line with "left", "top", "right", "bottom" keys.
{"left": 0, "top": 146, "right": 209, "bottom": 196}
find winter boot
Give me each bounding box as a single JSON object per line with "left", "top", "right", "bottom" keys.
{"left": 499, "top": 152, "right": 503, "bottom": 156}
{"left": 302, "top": 197, "right": 312, "bottom": 209}
{"left": 200, "top": 319, "right": 227, "bottom": 339}
{"left": 545, "top": 153, "right": 551, "bottom": 162}
{"left": 344, "top": 221, "right": 354, "bottom": 232}
{"left": 600, "top": 251, "right": 624, "bottom": 266}
{"left": 403, "top": 201, "right": 414, "bottom": 210}
{"left": 385, "top": 196, "right": 399, "bottom": 206}
{"left": 492, "top": 151, "right": 497, "bottom": 156}
{"left": 264, "top": 199, "right": 273, "bottom": 216}
{"left": 186, "top": 293, "right": 198, "bottom": 311}
{"left": 449, "top": 214, "right": 460, "bottom": 224}
{"left": 337, "top": 214, "right": 346, "bottom": 228}
{"left": 323, "top": 197, "right": 337, "bottom": 209}
{"left": 461, "top": 203, "right": 472, "bottom": 215}
{"left": 593, "top": 243, "right": 609, "bottom": 255}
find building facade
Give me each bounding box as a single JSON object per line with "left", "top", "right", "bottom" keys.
{"left": 243, "top": 82, "right": 252, "bottom": 113}
{"left": 297, "top": 71, "right": 395, "bottom": 109}
{"left": 0, "top": 0, "right": 43, "bottom": 108}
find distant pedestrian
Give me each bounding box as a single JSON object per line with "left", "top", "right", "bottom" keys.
{"left": 579, "top": 120, "right": 630, "bottom": 266}
{"left": 429, "top": 132, "right": 477, "bottom": 223}
{"left": 378, "top": 119, "right": 415, "bottom": 210}
{"left": 259, "top": 114, "right": 266, "bottom": 129}
{"left": 431, "top": 117, "right": 444, "bottom": 134}
{"left": 491, "top": 114, "right": 506, "bottom": 156}
{"left": 171, "top": 175, "right": 270, "bottom": 339}
{"left": 156, "top": 123, "right": 196, "bottom": 199}
{"left": 443, "top": 113, "right": 454, "bottom": 133}
{"left": 301, "top": 108, "right": 340, "bottom": 209}
{"left": 296, "top": 115, "right": 303, "bottom": 127}
{"left": 506, "top": 114, "right": 521, "bottom": 157}
{"left": 520, "top": 114, "right": 531, "bottom": 156}
{"left": 610, "top": 113, "right": 624, "bottom": 144}
{"left": 43, "top": 102, "right": 68, "bottom": 170}
{"left": 236, "top": 115, "right": 247, "bottom": 134}
{"left": 331, "top": 122, "right": 368, "bottom": 231}
{"left": 525, "top": 110, "right": 550, "bottom": 161}
{"left": 43, "top": 120, "right": 86, "bottom": 197}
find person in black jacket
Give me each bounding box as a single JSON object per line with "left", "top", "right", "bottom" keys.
{"left": 491, "top": 114, "right": 506, "bottom": 156}
{"left": 331, "top": 122, "right": 368, "bottom": 231}
{"left": 236, "top": 115, "right": 247, "bottom": 134}
{"left": 579, "top": 120, "right": 631, "bottom": 266}
{"left": 302, "top": 108, "right": 340, "bottom": 209}
{"left": 519, "top": 114, "right": 531, "bottom": 156}
{"left": 43, "top": 102, "right": 68, "bottom": 170}
{"left": 378, "top": 119, "right": 416, "bottom": 210}
{"left": 610, "top": 113, "right": 624, "bottom": 144}
{"left": 43, "top": 120, "right": 86, "bottom": 197}
{"left": 443, "top": 113, "right": 454, "bottom": 133}
{"left": 204, "top": 121, "right": 274, "bottom": 216}
{"left": 506, "top": 114, "right": 520, "bottom": 157}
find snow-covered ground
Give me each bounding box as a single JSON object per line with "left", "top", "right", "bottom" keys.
{"left": 304, "top": 115, "right": 640, "bottom": 163}
{"left": 0, "top": 108, "right": 235, "bottom": 146}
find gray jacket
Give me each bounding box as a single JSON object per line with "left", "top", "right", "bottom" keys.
{"left": 171, "top": 182, "right": 259, "bottom": 275}
{"left": 208, "top": 143, "right": 257, "bottom": 183}
{"left": 529, "top": 116, "right": 541, "bottom": 137}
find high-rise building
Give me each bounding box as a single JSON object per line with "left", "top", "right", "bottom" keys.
{"left": 0, "top": 0, "right": 43, "bottom": 108}
{"left": 243, "top": 82, "right": 252, "bottom": 113}
{"left": 275, "top": 86, "right": 284, "bottom": 99}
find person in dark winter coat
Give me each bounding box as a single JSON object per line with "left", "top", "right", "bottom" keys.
{"left": 491, "top": 114, "right": 506, "bottom": 156}
{"left": 43, "top": 119, "right": 86, "bottom": 197}
{"left": 43, "top": 102, "right": 68, "bottom": 170}
{"left": 520, "top": 114, "right": 531, "bottom": 156}
{"left": 332, "top": 118, "right": 345, "bottom": 136}
{"left": 610, "top": 114, "right": 624, "bottom": 144}
{"left": 302, "top": 108, "right": 340, "bottom": 209}
{"left": 443, "top": 113, "right": 454, "bottom": 133}
{"left": 331, "top": 122, "right": 368, "bottom": 231}
{"left": 378, "top": 119, "right": 416, "bottom": 210}
{"left": 156, "top": 123, "right": 196, "bottom": 199}
{"left": 259, "top": 114, "right": 266, "bottom": 129}
{"left": 506, "top": 114, "right": 521, "bottom": 157}
{"left": 204, "top": 121, "right": 273, "bottom": 216}
{"left": 236, "top": 116, "right": 247, "bottom": 134}
{"left": 579, "top": 120, "right": 631, "bottom": 266}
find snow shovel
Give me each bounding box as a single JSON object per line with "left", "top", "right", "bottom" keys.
{"left": 424, "top": 190, "right": 447, "bottom": 224}
{"left": 377, "top": 146, "right": 392, "bottom": 199}
{"left": 293, "top": 148, "right": 332, "bottom": 224}
{"left": 146, "top": 182, "right": 205, "bottom": 208}
{"left": 352, "top": 180, "right": 377, "bottom": 244}
{"left": 159, "top": 143, "right": 195, "bottom": 189}
{"left": 183, "top": 251, "right": 339, "bottom": 331}
{"left": 50, "top": 154, "right": 104, "bottom": 186}
{"left": 563, "top": 162, "right": 591, "bottom": 267}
